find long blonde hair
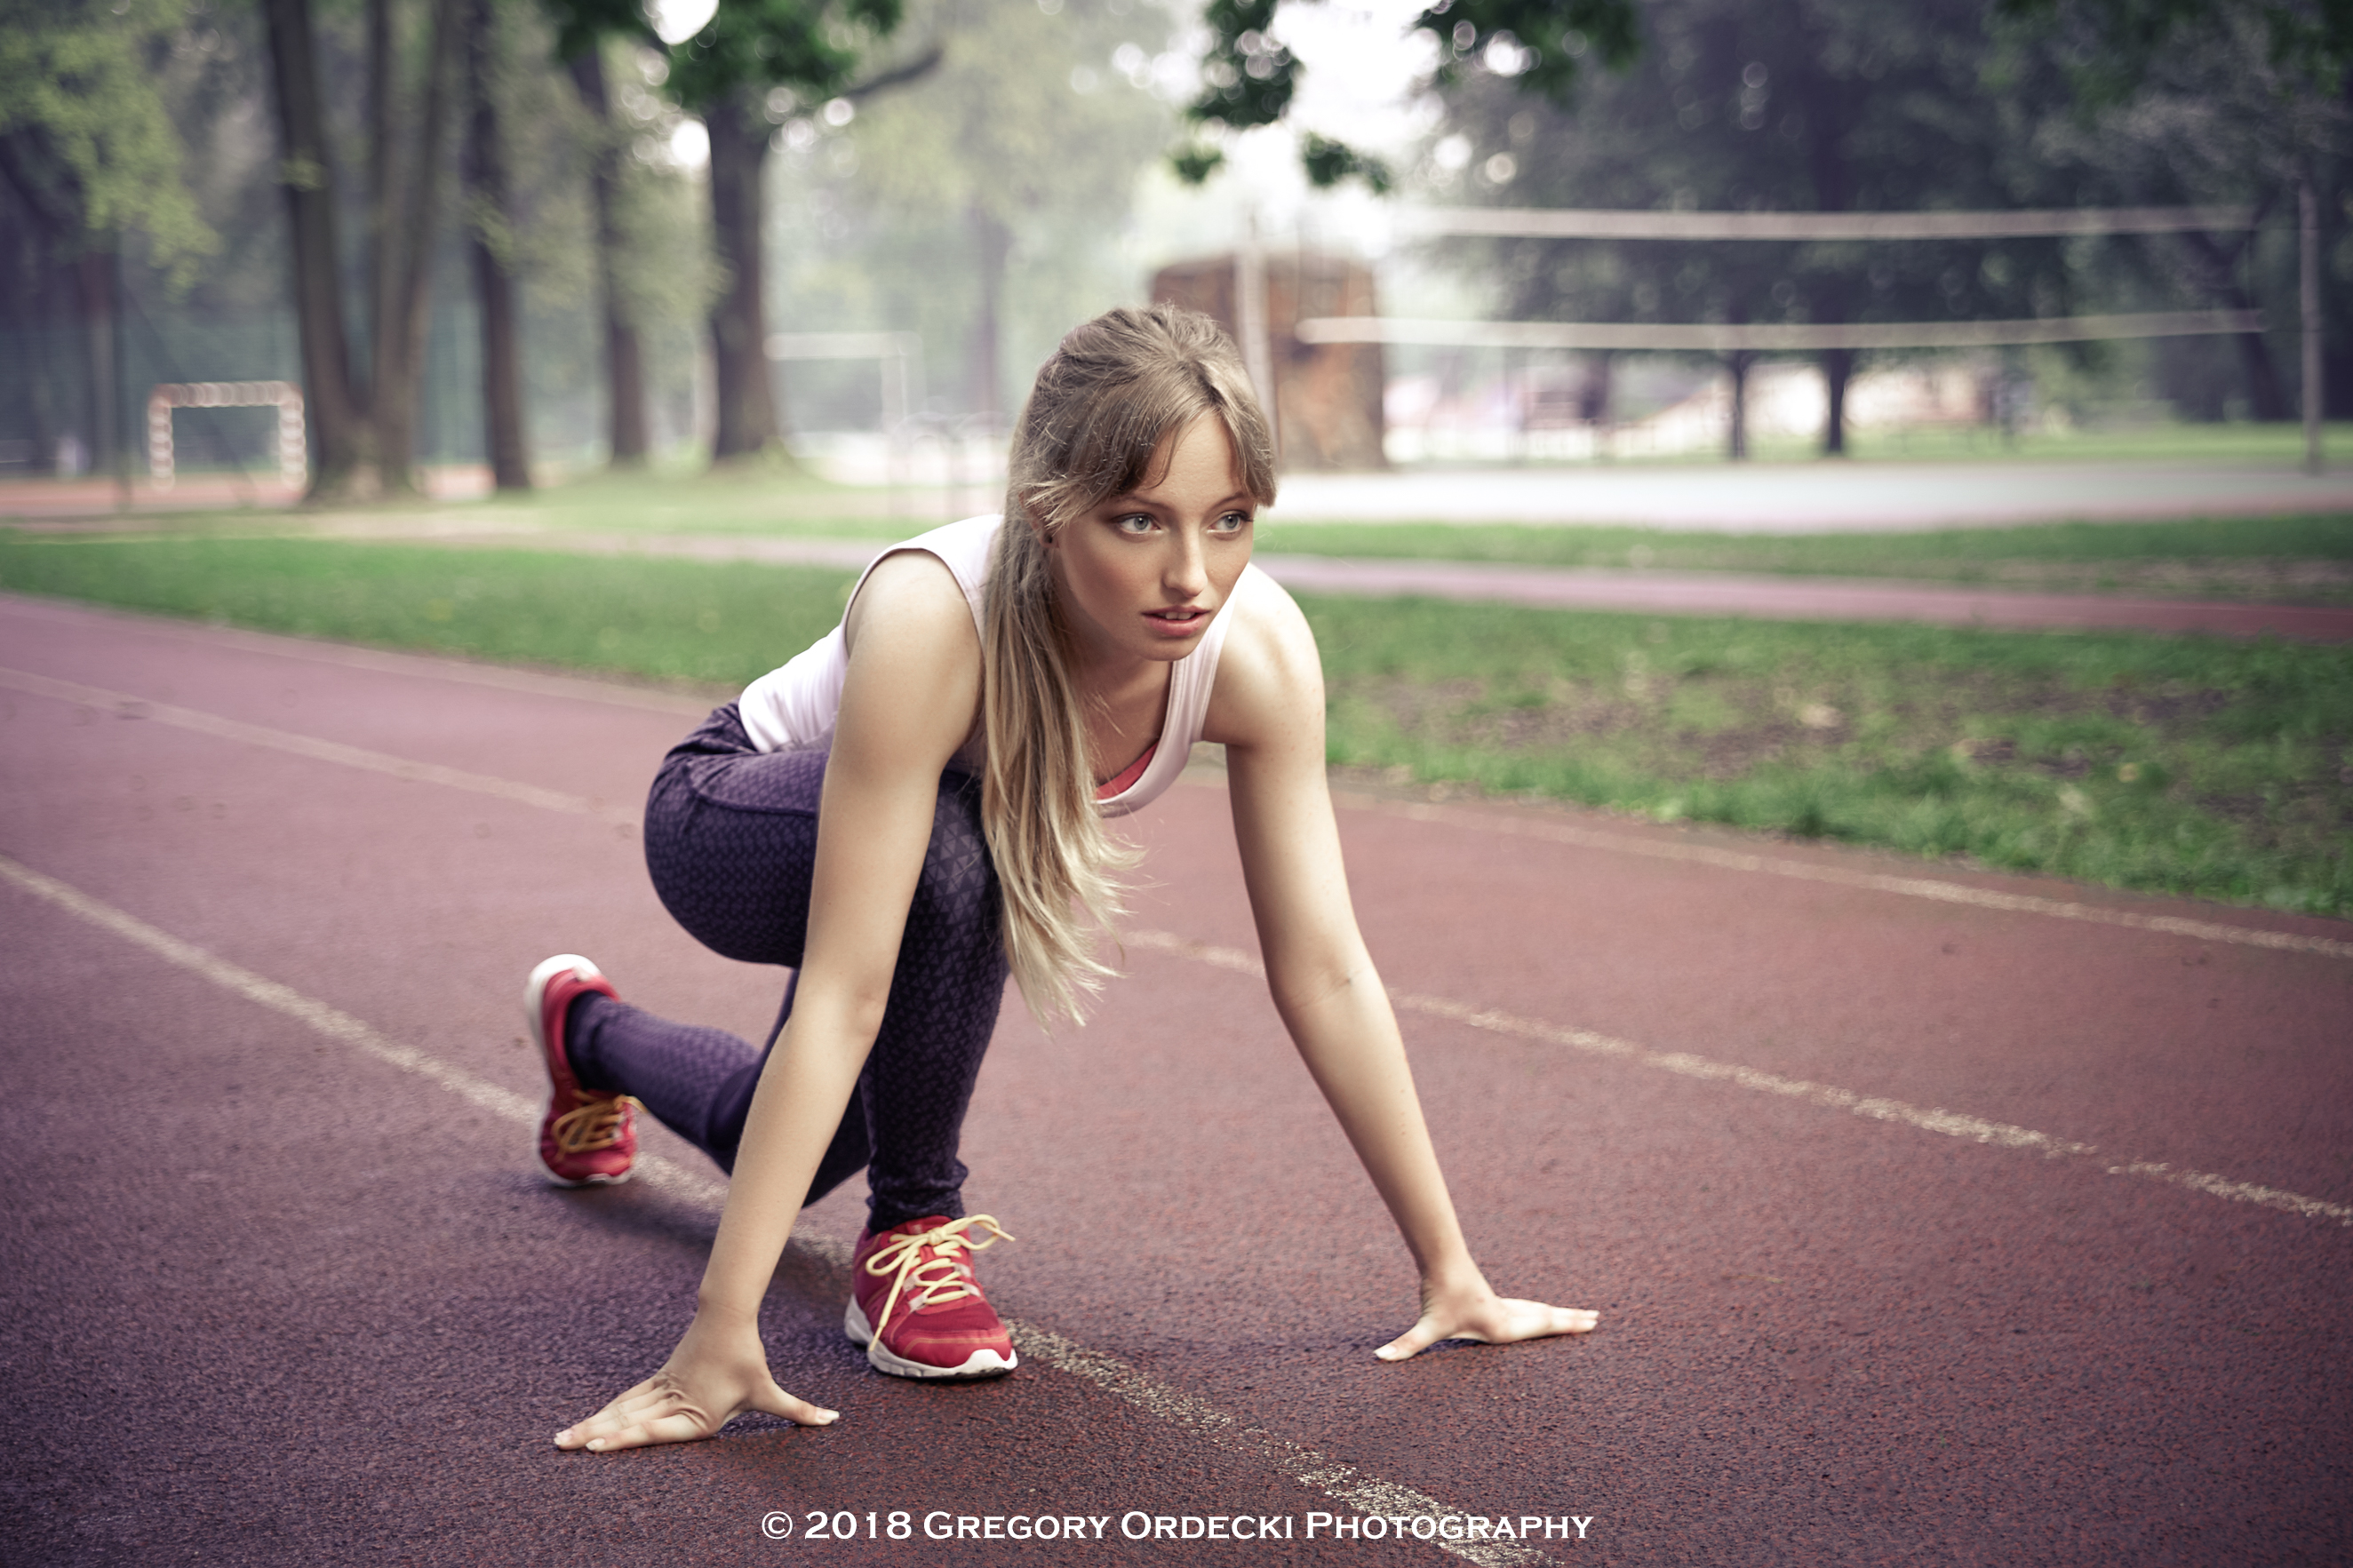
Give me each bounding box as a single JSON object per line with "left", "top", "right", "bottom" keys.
{"left": 982, "top": 304, "right": 1278, "bottom": 1023}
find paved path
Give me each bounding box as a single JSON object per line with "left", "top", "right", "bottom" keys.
{"left": 1266, "top": 459, "right": 2353, "bottom": 529}
{"left": 11, "top": 456, "right": 2353, "bottom": 531}
{"left": 3, "top": 593, "right": 2348, "bottom": 1565}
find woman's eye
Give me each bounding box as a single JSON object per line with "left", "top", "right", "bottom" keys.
{"left": 1113, "top": 513, "right": 1156, "bottom": 534}
{"left": 1212, "top": 511, "right": 1252, "bottom": 535}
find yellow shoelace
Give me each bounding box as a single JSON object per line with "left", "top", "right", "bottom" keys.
{"left": 862, "top": 1215, "right": 1015, "bottom": 1333}
{"left": 549, "top": 1094, "right": 640, "bottom": 1156}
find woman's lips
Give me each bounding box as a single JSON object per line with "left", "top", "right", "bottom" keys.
{"left": 1145, "top": 606, "right": 1210, "bottom": 635}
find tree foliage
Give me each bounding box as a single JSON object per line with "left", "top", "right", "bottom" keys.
{"left": 1175, "top": 0, "right": 1640, "bottom": 189}
{"left": 0, "top": 0, "right": 218, "bottom": 280}
{"left": 770, "top": 0, "right": 1175, "bottom": 416}
{"left": 1436, "top": 0, "right": 2082, "bottom": 323}
{"left": 1996, "top": 0, "right": 2353, "bottom": 100}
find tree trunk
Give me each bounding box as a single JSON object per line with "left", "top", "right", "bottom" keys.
{"left": 566, "top": 48, "right": 648, "bottom": 465}
{"left": 1803, "top": 69, "right": 1854, "bottom": 458}
{"left": 967, "top": 206, "right": 1010, "bottom": 426}
{"left": 366, "top": 0, "right": 396, "bottom": 408}
{"left": 1576, "top": 351, "right": 1613, "bottom": 426}
{"left": 2230, "top": 324, "right": 2293, "bottom": 422}
{"left": 1821, "top": 346, "right": 1854, "bottom": 457}
{"left": 2178, "top": 229, "right": 2291, "bottom": 421}
{"left": 76, "top": 246, "right": 127, "bottom": 506}
{"left": 259, "top": 0, "right": 370, "bottom": 497}
{"left": 1726, "top": 350, "right": 1752, "bottom": 461}
{"left": 707, "top": 95, "right": 781, "bottom": 460}
{"left": 467, "top": 0, "right": 530, "bottom": 490}
{"left": 374, "top": 0, "right": 465, "bottom": 494}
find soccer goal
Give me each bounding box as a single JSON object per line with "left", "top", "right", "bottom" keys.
{"left": 146, "top": 381, "right": 307, "bottom": 490}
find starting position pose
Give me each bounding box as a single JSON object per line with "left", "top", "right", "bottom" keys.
{"left": 540, "top": 304, "right": 1597, "bottom": 1452}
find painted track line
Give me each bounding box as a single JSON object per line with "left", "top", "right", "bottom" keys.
{"left": 1329, "top": 792, "right": 2353, "bottom": 963}
{"left": 0, "top": 853, "right": 1554, "bottom": 1567}
{"left": 9, "top": 657, "right": 2341, "bottom": 1229}
{"left": 0, "top": 590, "right": 717, "bottom": 718}
{"left": 0, "top": 666, "right": 641, "bottom": 828}
{"left": 9, "top": 653, "right": 2341, "bottom": 1230}
{"left": 1125, "top": 929, "right": 2353, "bottom": 1229}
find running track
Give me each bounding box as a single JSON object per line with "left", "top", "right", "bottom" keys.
{"left": 1, "top": 591, "right": 2347, "bottom": 1565}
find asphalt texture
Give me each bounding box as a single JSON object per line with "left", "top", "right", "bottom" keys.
{"left": 2, "top": 590, "right": 2349, "bottom": 1567}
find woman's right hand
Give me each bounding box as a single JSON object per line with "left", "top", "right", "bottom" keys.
{"left": 554, "top": 1304, "right": 837, "bottom": 1453}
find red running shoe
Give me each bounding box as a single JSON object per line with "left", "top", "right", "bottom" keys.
{"left": 524, "top": 953, "right": 638, "bottom": 1187}
{"left": 845, "top": 1215, "right": 1018, "bottom": 1379}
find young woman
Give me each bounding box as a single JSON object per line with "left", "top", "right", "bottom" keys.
{"left": 541, "top": 304, "right": 1597, "bottom": 1453}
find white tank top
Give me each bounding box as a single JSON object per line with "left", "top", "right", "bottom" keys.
{"left": 737, "top": 513, "right": 1249, "bottom": 818}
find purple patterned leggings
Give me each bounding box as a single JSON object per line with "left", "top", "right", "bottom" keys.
{"left": 565, "top": 703, "right": 1009, "bottom": 1230}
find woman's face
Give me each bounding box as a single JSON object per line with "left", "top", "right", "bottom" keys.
{"left": 1046, "top": 412, "right": 1256, "bottom": 671}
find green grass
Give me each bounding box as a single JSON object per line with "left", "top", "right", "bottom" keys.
{"left": 51, "top": 459, "right": 941, "bottom": 542}
{"left": 1257, "top": 514, "right": 2353, "bottom": 602}
{"left": 1304, "top": 597, "right": 2352, "bottom": 918}
{"left": 0, "top": 533, "right": 856, "bottom": 688}
{"left": 3, "top": 529, "right": 2346, "bottom": 918}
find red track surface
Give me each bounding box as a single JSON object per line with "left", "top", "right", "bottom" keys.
{"left": 2, "top": 592, "right": 2348, "bottom": 1566}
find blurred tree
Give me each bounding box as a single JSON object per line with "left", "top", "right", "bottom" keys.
{"left": 0, "top": 0, "right": 217, "bottom": 276}
{"left": 1428, "top": 0, "right": 2106, "bottom": 456}
{"left": 0, "top": 0, "right": 218, "bottom": 483}
{"left": 562, "top": 42, "right": 654, "bottom": 464}
{"left": 783, "top": 0, "right": 1176, "bottom": 425}
{"left": 468, "top": 0, "right": 532, "bottom": 489}
{"left": 1995, "top": 0, "right": 2353, "bottom": 101}
{"left": 1999, "top": 0, "right": 2349, "bottom": 419}
{"left": 647, "top": 0, "right": 935, "bottom": 460}
{"left": 1174, "top": 0, "right": 1640, "bottom": 193}
{"left": 259, "top": 0, "right": 465, "bottom": 497}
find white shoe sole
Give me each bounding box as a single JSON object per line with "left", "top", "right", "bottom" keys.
{"left": 843, "top": 1296, "right": 1017, "bottom": 1379}
{"left": 526, "top": 953, "right": 632, "bottom": 1188}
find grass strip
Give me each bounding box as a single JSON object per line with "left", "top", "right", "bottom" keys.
{"left": 4, "top": 531, "right": 2346, "bottom": 918}
{"left": 1256, "top": 514, "right": 2353, "bottom": 602}
{"left": 1306, "top": 596, "right": 2351, "bottom": 918}
{"left": 0, "top": 533, "right": 853, "bottom": 689}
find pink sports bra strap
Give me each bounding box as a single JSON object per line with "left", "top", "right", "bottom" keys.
{"left": 1094, "top": 743, "right": 1158, "bottom": 800}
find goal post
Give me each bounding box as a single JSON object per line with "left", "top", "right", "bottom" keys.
{"left": 146, "top": 381, "right": 307, "bottom": 490}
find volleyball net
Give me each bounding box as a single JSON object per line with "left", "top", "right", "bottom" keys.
{"left": 1285, "top": 201, "right": 2317, "bottom": 467}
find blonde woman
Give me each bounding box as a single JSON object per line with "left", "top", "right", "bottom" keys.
{"left": 538, "top": 304, "right": 1597, "bottom": 1452}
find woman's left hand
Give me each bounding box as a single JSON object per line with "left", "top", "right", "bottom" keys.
{"left": 1374, "top": 1281, "right": 1599, "bottom": 1361}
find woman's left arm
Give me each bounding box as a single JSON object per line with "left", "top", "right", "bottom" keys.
{"left": 1206, "top": 570, "right": 1598, "bottom": 1359}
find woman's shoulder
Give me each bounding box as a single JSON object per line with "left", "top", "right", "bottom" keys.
{"left": 842, "top": 514, "right": 1000, "bottom": 655}
{"left": 1203, "top": 565, "right": 1321, "bottom": 746}
{"left": 845, "top": 548, "right": 985, "bottom": 655}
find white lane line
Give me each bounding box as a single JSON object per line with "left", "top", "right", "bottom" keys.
{"left": 1329, "top": 792, "right": 2353, "bottom": 963}
{"left": 0, "top": 591, "right": 716, "bottom": 719}
{"left": 0, "top": 852, "right": 1553, "bottom": 1568}
{"left": 16, "top": 651, "right": 2341, "bottom": 1233}
{"left": 0, "top": 666, "right": 639, "bottom": 828}
{"left": 1125, "top": 928, "right": 2353, "bottom": 1229}
{"left": 1009, "top": 1324, "right": 1550, "bottom": 1567}
{"left": 14, "top": 653, "right": 2341, "bottom": 1233}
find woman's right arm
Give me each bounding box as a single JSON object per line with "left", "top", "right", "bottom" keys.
{"left": 554, "top": 553, "right": 983, "bottom": 1452}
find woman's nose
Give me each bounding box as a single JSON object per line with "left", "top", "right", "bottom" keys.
{"left": 1163, "top": 530, "right": 1209, "bottom": 595}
